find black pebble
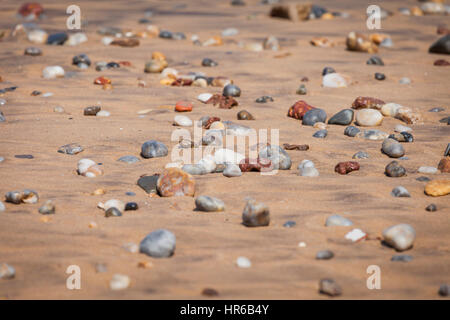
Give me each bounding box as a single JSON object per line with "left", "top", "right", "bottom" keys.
{"left": 125, "top": 202, "right": 138, "bottom": 211}
{"left": 107, "top": 62, "right": 120, "bottom": 69}
{"left": 202, "top": 58, "right": 218, "bottom": 67}
{"left": 367, "top": 56, "right": 384, "bottom": 66}
{"left": 322, "top": 67, "right": 335, "bottom": 76}
{"left": 426, "top": 204, "right": 437, "bottom": 212}
{"left": 400, "top": 132, "right": 414, "bottom": 142}
{"left": 375, "top": 72, "right": 386, "bottom": 80}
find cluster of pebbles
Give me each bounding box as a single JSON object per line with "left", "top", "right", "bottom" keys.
{"left": 0, "top": 1, "right": 449, "bottom": 298}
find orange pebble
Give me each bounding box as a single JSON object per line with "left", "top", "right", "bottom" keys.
{"left": 94, "top": 76, "right": 111, "bottom": 85}
{"left": 175, "top": 101, "right": 193, "bottom": 112}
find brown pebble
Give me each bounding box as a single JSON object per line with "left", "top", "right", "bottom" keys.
{"left": 283, "top": 143, "right": 309, "bottom": 151}
{"left": 335, "top": 161, "right": 360, "bottom": 175}
{"left": 237, "top": 110, "right": 254, "bottom": 120}
{"left": 201, "top": 288, "right": 219, "bottom": 297}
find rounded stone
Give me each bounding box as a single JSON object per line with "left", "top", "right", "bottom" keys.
{"left": 236, "top": 256, "right": 251, "bottom": 268}
{"left": 223, "top": 163, "right": 242, "bottom": 177}
{"left": 72, "top": 54, "right": 91, "bottom": 66}
{"left": 283, "top": 220, "right": 296, "bottom": 228}
{"left": 316, "top": 250, "right": 334, "bottom": 260}
{"left": 325, "top": 214, "right": 353, "bottom": 227}
{"left": 125, "top": 202, "right": 138, "bottom": 211}
{"left": 174, "top": 115, "right": 193, "bottom": 127}
{"left": 181, "top": 164, "right": 207, "bottom": 175}
{"left": 328, "top": 109, "right": 354, "bottom": 125}
{"left": 139, "top": 229, "right": 176, "bottom": 258}
{"left": 355, "top": 109, "right": 383, "bottom": 126}
{"left": 382, "top": 138, "right": 405, "bottom": 158}
{"left": 391, "top": 186, "right": 411, "bottom": 197}
{"left": 353, "top": 151, "right": 369, "bottom": 159}
{"left": 156, "top": 168, "right": 196, "bottom": 197}
{"left": 322, "top": 67, "right": 336, "bottom": 76}
{"left": 302, "top": 109, "right": 327, "bottom": 126}
{"left": 425, "top": 204, "right": 437, "bottom": 212}
{"left": 385, "top": 161, "right": 406, "bottom": 177}
{"left": 0, "top": 263, "right": 15, "bottom": 280}
{"left": 382, "top": 224, "right": 415, "bottom": 252}
{"left": 237, "top": 110, "right": 254, "bottom": 120}
{"left": 322, "top": 73, "right": 347, "bottom": 88}
{"left": 38, "top": 200, "right": 55, "bottom": 215}
{"left": 375, "top": 72, "right": 386, "bottom": 80}
{"left": 117, "top": 155, "right": 140, "bottom": 164}
{"left": 24, "top": 47, "right": 42, "bottom": 56}
{"left": 313, "top": 129, "right": 328, "bottom": 138}
{"left": 141, "top": 140, "right": 168, "bottom": 158}
{"left": 105, "top": 207, "right": 122, "bottom": 217}
{"left": 109, "top": 274, "right": 130, "bottom": 291}
{"left": 195, "top": 196, "right": 225, "bottom": 212}
{"left": 319, "top": 279, "right": 342, "bottom": 297}
{"left": 258, "top": 145, "right": 291, "bottom": 170}
{"left": 242, "top": 199, "right": 270, "bottom": 227}
{"left": 42, "top": 66, "right": 65, "bottom": 79}
{"left": 344, "top": 126, "right": 361, "bottom": 137}
{"left": 222, "top": 84, "right": 241, "bottom": 97}
{"left": 201, "top": 58, "right": 218, "bottom": 67}
{"left": 367, "top": 56, "right": 384, "bottom": 66}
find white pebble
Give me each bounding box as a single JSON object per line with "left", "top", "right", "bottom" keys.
{"left": 96, "top": 110, "right": 111, "bottom": 117}
{"left": 109, "top": 274, "right": 130, "bottom": 290}
{"left": 236, "top": 256, "right": 251, "bottom": 268}
{"left": 103, "top": 199, "right": 125, "bottom": 212}
{"left": 322, "top": 73, "right": 348, "bottom": 88}
{"left": 27, "top": 29, "right": 47, "bottom": 44}
{"left": 394, "top": 124, "right": 412, "bottom": 133}
{"left": 345, "top": 229, "right": 367, "bottom": 242}
{"left": 418, "top": 166, "right": 438, "bottom": 174}
{"left": 298, "top": 242, "right": 307, "bottom": 248}
{"left": 42, "top": 92, "right": 53, "bottom": 97}
{"left": 67, "top": 32, "right": 88, "bottom": 46}
{"left": 101, "top": 36, "right": 114, "bottom": 45}
{"left": 197, "top": 93, "right": 213, "bottom": 103}
{"left": 42, "top": 66, "right": 65, "bottom": 79}
{"left": 173, "top": 115, "right": 192, "bottom": 127}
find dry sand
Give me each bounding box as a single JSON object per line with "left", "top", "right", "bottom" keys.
{"left": 0, "top": 0, "right": 449, "bottom": 299}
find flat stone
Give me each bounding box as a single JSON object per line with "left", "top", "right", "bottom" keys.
{"left": 391, "top": 255, "right": 413, "bottom": 262}
{"left": 416, "top": 176, "right": 430, "bottom": 182}
{"left": 418, "top": 166, "right": 438, "bottom": 174}
{"left": 424, "top": 180, "right": 450, "bottom": 197}
{"left": 139, "top": 229, "right": 176, "bottom": 258}
{"left": 242, "top": 199, "right": 270, "bottom": 227}
{"left": 325, "top": 214, "right": 353, "bottom": 227}
{"left": 58, "top": 143, "right": 83, "bottom": 155}
{"left": 15, "top": 154, "right": 34, "bottom": 159}
{"left": 118, "top": 155, "right": 140, "bottom": 164}
{"left": 353, "top": 151, "right": 369, "bottom": 159}
{"left": 283, "top": 220, "right": 296, "bottom": 228}
{"left": 137, "top": 174, "right": 159, "bottom": 194}
{"left": 313, "top": 129, "right": 328, "bottom": 138}
{"left": 195, "top": 195, "right": 225, "bottom": 212}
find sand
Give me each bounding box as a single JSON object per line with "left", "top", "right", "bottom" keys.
{"left": 0, "top": 0, "right": 449, "bottom": 299}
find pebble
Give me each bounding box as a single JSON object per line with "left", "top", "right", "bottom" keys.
{"left": 141, "top": 140, "right": 168, "bottom": 158}
{"left": 353, "top": 151, "right": 369, "bottom": 159}
{"left": 237, "top": 110, "right": 254, "bottom": 120}
{"left": 399, "top": 77, "right": 411, "bottom": 85}
{"left": 202, "top": 288, "right": 219, "bottom": 297}
{"left": 388, "top": 132, "right": 413, "bottom": 143}
{"left": 182, "top": 164, "right": 207, "bottom": 175}
{"left": 222, "top": 28, "right": 239, "bottom": 37}
{"left": 344, "top": 126, "right": 360, "bottom": 137}
{"left": 139, "top": 229, "right": 176, "bottom": 258}
{"left": 296, "top": 84, "right": 307, "bottom": 95}
{"left": 157, "top": 168, "right": 196, "bottom": 197}
{"left": 313, "top": 129, "right": 327, "bottom": 138}
{"left": 352, "top": 96, "right": 385, "bottom": 110}
{"left": 394, "top": 124, "right": 412, "bottom": 133}
{"left": 0, "top": 201, "right": 5, "bottom": 212}
{"left": 391, "top": 186, "right": 411, "bottom": 197}
{"left": 223, "top": 163, "right": 242, "bottom": 177}
{"left": 298, "top": 160, "right": 319, "bottom": 177}
{"left": 84, "top": 106, "right": 100, "bottom": 116}
{"left": 175, "top": 101, "right": 193, "bottom": 112}
{"left": 283, "top": 220, "right": 296, "bottom": 228}
{"left": 47, "top": 32, "right": 68, "bottom": 45}
{"left": 302, "top": 108, "right": 327, "bottom": 126}
{"left": 391, "top": 255, "right": 413, "bottom": 262}
{"left": 445, "top": 144, "right": 450, "bottom": 157}
{"left": 0, "top": 112, "right": 6, "bottom": 122}
{"left": 144, "top": 60, "right": 167, "bottom": 73}
{"left": 417, "top": 176, "right": 430, "bottom": 182}
{"left": 328, "top": 109, "right": 353, "bottom": 125}
{"left": 0, "top": 263, "right": 15, "bottom": 280}
{"left": 53, "top": 106, "right": 65, "bottom": 113}
{"left": 425, "top": 204, "right": 437, "bottom": 212}
{"left": 346, "top": 31, "right": 378, "bottom": 53}
{"left": 439, "top": 284, "right": 450, "bottom": 297}
{"left": 424, "top": 180, "right": 450, "bottom": 197}
{"left": 418, "top": 166, "right": 437, "bottom": 174}
{"left": 428, "top": 107, "right": 444, "bottom": 113}
{"left": 96, "top": 110, "right": 110, "bottom": 117}
{"left": 322, "top": 73, "right": 347, "bottom": 88}
{"left": 316, "top": 250, "right": 334, "bottom": 260}
{"left": 38, "top": 200, "right": 55, "bottom": 214}
{"left": 438, "top": 158, "right": 450, "bottom": 173}
{"left": 345, "top": 228, "right": 367, "bottom": 242}
{"left": 357, "top": 129, "right": 388, "bottom": 141}
{"left": 197, "top": 93, "right": 213, "bottom": 103}
{"left": 429, "top": 35, "right": 450, "bottom": 55}
{"left": 103, "top": 199, "right": 125, "bottom": 212}
{"left": 223, "top": 84, "right": 241, "bottom": 97}
{"left": 72, "top": 54, "right": 91, "bottom": 67}
{"left": 77, "top": 159, "right": 103, "bottom": 178}
{"left": 105, "top": 207, "right": 122, "bottom": 217}
{"left": 287, "top": 100, "right": 315, "bottom": 120}
{"left": 242, "top": 198, "right": 270, "bottom": 227}
{"left": 382, "top": 138, "right": 405, "bottom": 158}
{"left": 67, "top": 32, "right": 88, "bottom": 46}
{"left": 27, "top": 29, "right": 48, "bottom": 44}
{"left": 367, "top": 56, "right": 384, "bottom": 66}
{"left": 125, "top": 202, "right": 138, "bottom": 211}
{"left": 319, "top": 279, "right": 342, "bottom": 297}
{"left": 325, "top": 214, "right": 353, "bottom": 227}
{"left": 236, "top": 257, "right": 251, "bottom": 268}
{"left": 24, "top": 47, "right": 42, "bottom": 56}
{"left": 202, "top": 58, "right": 218, "bottom": 67}
{"left": 355, "top": 109, "right": 383, "bottom": 126}
{"left": 5, "top": 189, "right": 39, "bottom": 204}
{"left": 335, "top": 161, "right": 359, "bottom": 174}
{"left": 255, "top": 96, "right": 273, "bottom": 103}
{"left": 195, "top": 195, "right": 225, "bottom": 212}
{"left": 174, "top": 115, "right": 193, "bottom": 127}
{"left": 109, "top": 274, "right": 130, "bottom": 291}
{"left": 375, "top": 73, "right": 386, "bottom": 80}
{"left": 42, "top": 66, "right": 65, "bottom": 79}
{"left": 385, "top": 161, "right": 406, "bottom": 177}
{"left": 322, "top": 67, "right": 335, "bottom": 76}
{"left": 117, "top": 155, "right": 140, "bottom": 164}
{"left": 263, "top": 36, "right": 280, "bottom": 51}
{"left": 137, "top": 174, "right": 159, "bottom": 194}
{"left": 258, "top": 145, "right": 292, "bottom": 170}
{"left": 382, "top": 224, "right": 415, "bottom": 251}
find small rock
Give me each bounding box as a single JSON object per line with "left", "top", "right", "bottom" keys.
{"left": 237, "top": 110, "right": 254, "bottom": 120}
{"left": 319, "top": 279, "right": 342, "bottom": 297}
{"left": 353, "top": 151, "right": 369, "bottom": 159}
{"left": 394, "top": 124, "right": 412, "bottom": 133}
{"left": 283, "top": 220, "right": 296, "bottom": 228}
{"left": 344, "top": 126, "right": 361, "bottom": 137}
{"left": 425, "top": 204, "right": 437, "bottom": 212}
{"left": 391, "top": 255, "right": 413, "bottom": 262}
{"left": 223, "top": 84, "right": 241, "bottom": 97}
{"left": 197, "top": 93, "right": 213, "bottom": 103}
{"left": 438, "top": 158, "right": 450, "bottom": 173}
{"left": 256, "top": 96, "right": 273, "bottom": 103}
{"left": 367, "top": 56, "right": 384, "bottom": 66}
{"left": 352, "top": 96, "right": 385, "bottom": 110}
{"left": 322, "top": 67, "right": 335, "bottom": 76}
{"left": 236, "top": 256, "right": 251, "bottom": 268}
{"left": 174, "top": 115, "right": 193, "bottom": 127}
{"left": 5, "top": 189, "right": 39, "bottom": 204}
{"left": 385, "top": 161, "right": 406, "bottom": 177}
{"left": 302, "top": 109, "right": 327, "bottom": 126}
{"left": 258, "top": 145, "right": 291, "bottom": 170}
{"left": 223, "top": 163, "right": 242, "bottom": 177}
{"left": 67, "top": 32, "right": 88, "bottom": 46}
{"left": 391, "top": 186, "right": 411, "bottom": 197}
{"left": 117, "top": 155, "right": 140, "bottom": 164}
{"left": 47, "top": 32, "right": 68, "bottom": 45}
{"left": 195, "top": 196, "right": 225, "bottom": 212}
{"left": 105, "top": 207, "right": 122, "bottom": 217}
{"left": 418, "top": 166, "right": 438, "bottom": 174}
{"left": 335, "top": 161, "right": 359, "bottom": 175}
{"left": 316, "top": 250, "right": 334, "bottom": 260}
{"left": 375, "top": 73, "right": 386, "bottom": 80}
{"left": 325, "top": 214, "right": 353, "bottom": 227}
{"left": 77, "top": 159, "right": 103, "bottom": 178}
{"left": 287, "top": 100, "right": 316, "bottom": 120}
{"left": 424, "top": 180, "right": 450, "bottom": 197}
{"left": 72, "top": 54, "right": 91, "bottom": 67}
{"left": 141, "top": 140, "right": 168, "bottom": 158}
{"left": 0, "top": 263, "right": 15, "bottom": 280}
{"left": 313, "top": 129, "right": 327, "bottom": 138}
{"left": 296, "top": 84, "right": 307, "bottom": 95}
{"left": 84, "top": 106, "right": 101, "bottom": 116}
{"left": 399, "top": 77, "right": 411, "bottom": 85}
{"left": 202, "top": 288, "right": 219, "bottom": 297}
{"left": 58, "top": 143, "right": 83, "bottom": 155}
{"left": 355, "top": 109, "right": 383, "bottom": 126}
{"left": 263, "top": 35, "right": 280, "bottom": 51}
{"left": 322, "top": 73, "right": 347, "bottom": 88}
{"left": 157, "top": 168, "right": 195, "bottom": 197}
{"left": 416, "top": 176, "right": 430, "bottom": 182}
{"left": 382, "top": 224, "right": 415, "bottom": 251}
{"left": 109, "top": 274, "right": 130, "bottom": 291}
{"left": 444, "top": 144, "right": 450, "bottom": 157}
{"left": 242, "top": 199, "right": 270, "bottom": 227}
{"left": 24, "top": 47, "right": 42, "bottom": 56}
{"left": 125, "top": 202, "right": 138, "bottom": 211}
{"left": 42, "top": 66, "right": 65, "bottom": 79}
{"left": 139, "top": 229, "right": 176, "bottom": 258}
{"left": 328, "top": 109, "right": 354, "bottom": 125}
{"left": 96, "top": 110, "right": 110, "bottom": 117}
{"left": 27, "top": 29, "right": 48, "bottom": 44}
{"left": 429, "top": 35, "right": 450, "bottom": 54}
{"left": 137, "top": 174, "right": 159, "bottom": 194}
{"left": 0, "top": 201, "right": 5, "bottom": 212}
{"left": 345, "top": 228, "right": 367, "bottom": 242}
{"left": 382, "top": 138, "right": 405, "bottom": 158}
{"left": 38, "top": 200, "right": 55, "bottom": 214}
{"left": 298, "top": 160, "right": 319, "bottom": 177}
{"left": 175, "top": 100, "right": 193, "bottom": 112}
{"left": 202, "top": 58, "right": 218, "bottom": 67}
{"left": 357, "top": 129, "right": 388, "bottom": 141}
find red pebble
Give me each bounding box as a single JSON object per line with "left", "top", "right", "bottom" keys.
{"left": 175, "top": 101, "right": 193, "bottom": 112}
{"left": 335, "top": 161, "right": 360, "bottom": 175}
{"left": 94, "top": 76, "right": 111, "bottom": 85}
{"left": 287, "top": 100, "right": 316, "bottom": 120}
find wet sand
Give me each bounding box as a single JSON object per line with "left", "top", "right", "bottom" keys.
{"left": 0, "top": 0, "right": 449, "bottom": 299}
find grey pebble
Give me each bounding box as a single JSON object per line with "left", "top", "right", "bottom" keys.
{"left": 313, "top": 129, "right": 327, "bottom": 138}
{"left": 316, "top": 250, "right": 334, "bottom": 260}
{"left": 302, "top": 109, "right": 327, "bottom": 126}
{"left": 352, "top": 151, "right": 369, "bottom": 159}
{"left": 391, "top": 255, "right": 413, "bottom": 262}
{"left": 344, "top": 126, "right": 360, "bottom": 137}
{"left": 58, "top": 143, "right": 83, "bottom": 155}
{"left": 391, "top": 186, "right": 411, "bottom": 197}
{"left": 139, "top": 229, "right": 176, "bottom": 258}
{"left": 117, "top": 155, "right": 140, "bottom": 164}
{"left": 195, "top": 195, "right": 225, "bottom": 212}
{"left": 325, "top": 214, "right": 353, "bottom": 227}
{"left": 141, "top": 140, "right": 168, "bottom": 158}
{"left": 328, "top": 109, "right": 354, "bottom": 125}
